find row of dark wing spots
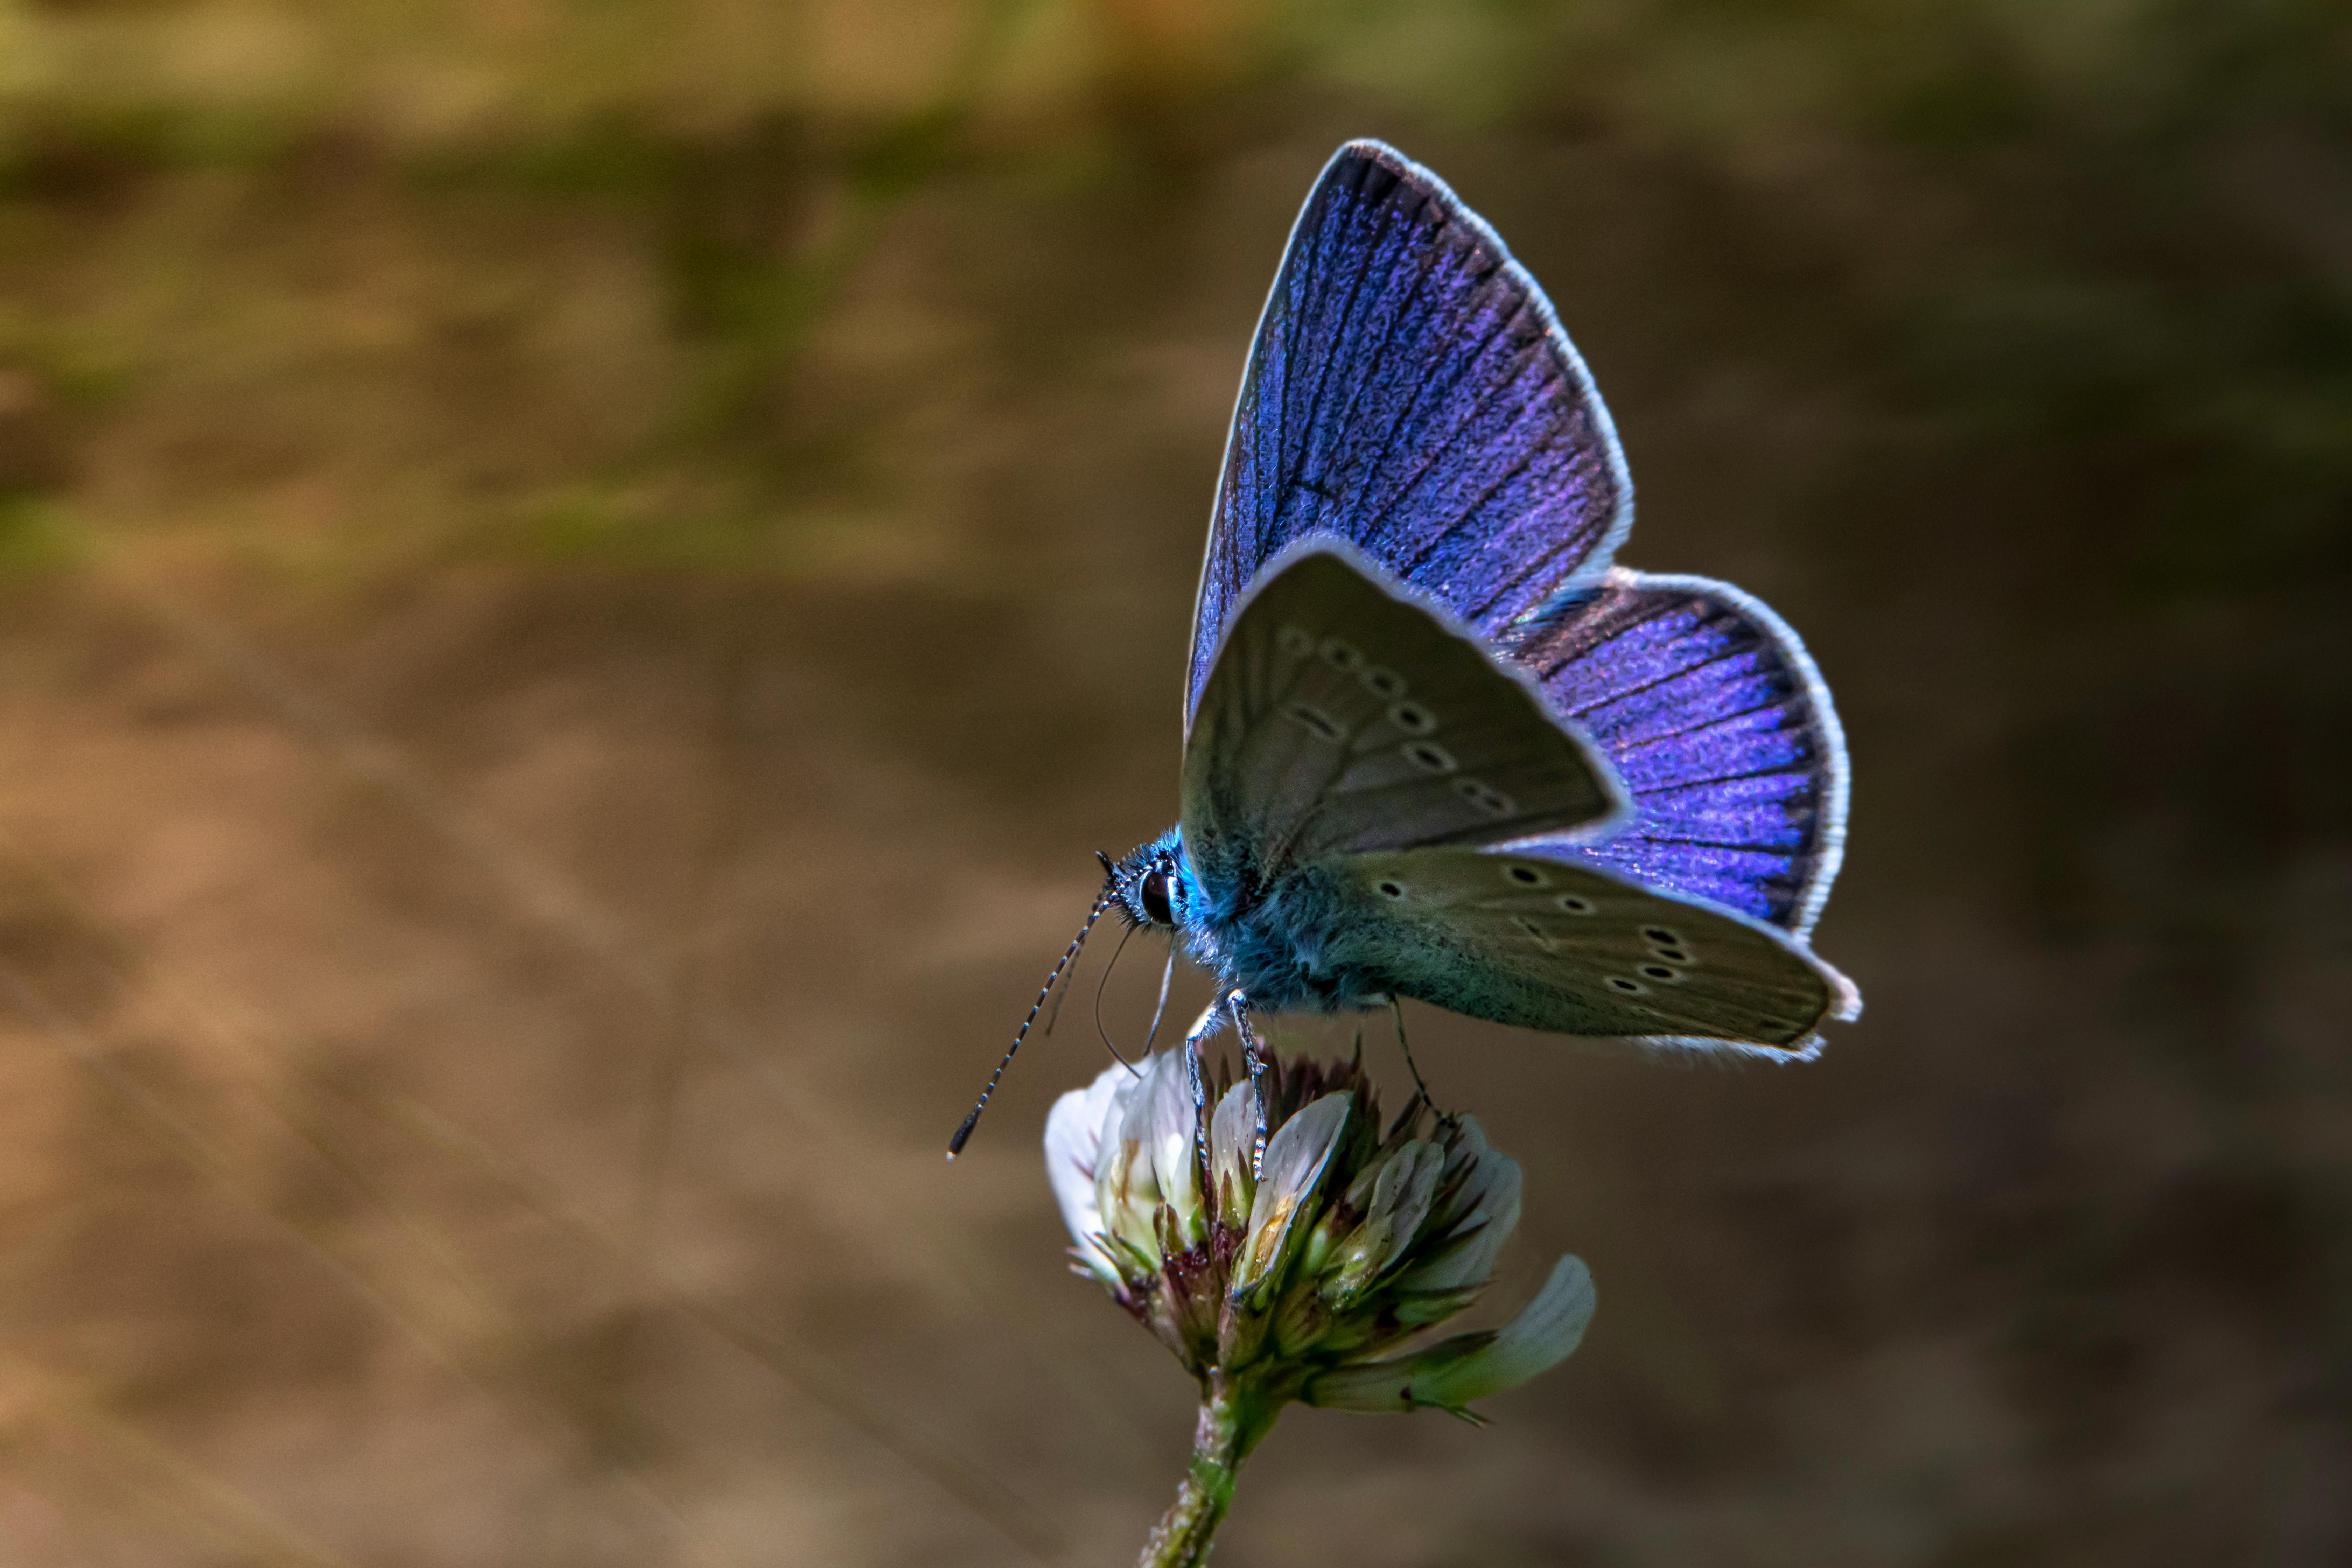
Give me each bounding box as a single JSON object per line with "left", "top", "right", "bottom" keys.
{"left": 1392, "top": 863, "right": 1721, "bottom": 1007}
{"left": 1634, "top": 924, "right": 1693, "bottom": 988}
{"left": 1272, "top": 624, "right": 1464, "bottom": 788}
{"left": 1269, "top": 629, "right": 1511, "bottom": 813}
{"left": 1599, "top": 926, "right": 1693, "bottom": 1001}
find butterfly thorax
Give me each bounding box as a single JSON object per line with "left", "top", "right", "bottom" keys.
{"left": 1108, "top": 826, "right": 1390, "bottom": 1014}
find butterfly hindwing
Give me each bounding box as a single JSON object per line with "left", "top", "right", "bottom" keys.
{"left": 1182, "top": 544, "right": 1625, "bottom": 894}
{"left": 1335, "top": 846, "right": 1858, "bottom": 1052}
{"left": 1187, "top": 140, "right": 1631, "bottom": 731}
{"left": 1502, "top": 569, "right": 1850, "bottom": 936}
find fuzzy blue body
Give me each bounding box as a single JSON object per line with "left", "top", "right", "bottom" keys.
{"left": 1133, "top": 826, "right": 1393, "bottom": 1015}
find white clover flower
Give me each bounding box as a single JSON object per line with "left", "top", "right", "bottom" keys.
{"left": 1042, "top": 1048, "right": 1595, "bottom": 1423}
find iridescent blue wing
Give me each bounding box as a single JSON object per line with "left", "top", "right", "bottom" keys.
{"left": 1186, "top": 140, "right": 1632, "bottom": 734}
{"left": 1504, "top": 569, "right": 1849, "bottom": 937}
{"left": 1330, "top": 846, "right": 1859, "bottom": 1055}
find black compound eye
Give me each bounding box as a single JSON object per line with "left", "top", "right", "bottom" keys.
{"left": 1139, "top": 869, "right": 1174, "bottom": 926}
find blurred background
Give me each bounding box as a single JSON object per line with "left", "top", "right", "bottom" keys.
{"left": 1, "top": 1, "right": 2346, "bottom": 1563}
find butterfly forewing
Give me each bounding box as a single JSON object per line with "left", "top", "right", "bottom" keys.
{"left": 1183, "top": 546, "right": 1624, "bottom": 889}
{"left": 1336, "top": 847, "right": 1856, "bottom": 1050}
{"left": 1187, "top": 141, "right": 1631, "bottom": 729}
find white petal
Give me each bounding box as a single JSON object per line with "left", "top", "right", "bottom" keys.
{"left": 1304, "top": 1255, "right": 1597, "bottom": 1414}
{"left": 1398, "top": 1136, "right": 1522, "bottom": 1293}
{"left": 1208, "top": 1080, "right": 1256, "bottom": 1221}
{"left": 1043, "top": 1058, "right": 1138, "bottom": 1284}
{"left": 1232, "top": 1092, "right": 1351, "bottom": 1294}
{"left": 1134, "top": 1049, "right": 1205, "bottom": 1243}
{"left": 1424, "top": 1254, "right": 1596, "bottom": 1405}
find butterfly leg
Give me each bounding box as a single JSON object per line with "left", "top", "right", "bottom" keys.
{"left": 1226, "top": 990, "right": 1269, "bottom": 1178}
{"left": 1181, "top": 999, "right": 1228, "bottom": 1170}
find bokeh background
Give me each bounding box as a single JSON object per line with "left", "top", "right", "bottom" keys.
{"left": 1, "top": 1, "right": 2347, "bottom": 1563}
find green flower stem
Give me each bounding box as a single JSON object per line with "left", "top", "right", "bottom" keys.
{"left": 1136, "top": 1375, "right": 1283, "bottom": 1568}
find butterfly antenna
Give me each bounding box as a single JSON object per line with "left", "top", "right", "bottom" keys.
{"left": 1141, "top": 947, "right": 1175, "bottom": 1052}
{"left": 1092, "top": 919, "right": 1140, "bottom": 1074}
{"left": 1037, "top": 857, "right": 1120, "bottom": 1041}
{"left": 948, "top": 891, "right": 1111, "bottom": 1158}
{"left": 1040, "top": 952, "right": 1074, "bottom": 1037}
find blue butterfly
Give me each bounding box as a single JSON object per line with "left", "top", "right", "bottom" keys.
{"left": 952, "top": 141, "right": 1856, "bottom": 1156}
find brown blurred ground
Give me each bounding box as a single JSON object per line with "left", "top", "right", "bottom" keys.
{"left": 1, "top": 2, "right": 2348, "bottom": 1564}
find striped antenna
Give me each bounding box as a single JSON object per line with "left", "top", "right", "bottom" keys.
{"left": 948, "top": 887, "right": 1114, "bottom": 1158}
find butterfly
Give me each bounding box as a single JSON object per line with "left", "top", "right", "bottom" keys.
{"left": 951, "top": 140, "right": 1856, "bottom": 1157}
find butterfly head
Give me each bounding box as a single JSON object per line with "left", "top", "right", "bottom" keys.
{"left": 1103, "top": 828, "right": 1191, "bottom": 932}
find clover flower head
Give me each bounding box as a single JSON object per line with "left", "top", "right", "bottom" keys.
{"left": 1044, "top": 1046, "right": 1595, "bottom": 1421}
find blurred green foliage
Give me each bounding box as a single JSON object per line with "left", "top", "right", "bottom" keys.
{"left": 0, "top": 0, "right": 2346, "bottom": 591}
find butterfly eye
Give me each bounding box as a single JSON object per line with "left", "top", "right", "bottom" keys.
{"left": 1376, "top": 880, "right": 1408, "bottom": 900}
{"left": 1140, "top": 870, "right": 1174, "bottom": 926}
{"left": 1503, "top": 863, "right": 1549, "bottom": 887}
{"left": 1360, "top": 666, "right": 1407, "bottom": 699}
{"left": 1556, "top": 895, "right": 1596, "bottom": 915}
{"left": 1277, "top": 625, "right": 1316, "bottom": 657}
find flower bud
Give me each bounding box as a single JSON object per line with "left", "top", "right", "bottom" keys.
{"left": 1042, "top": 1046, "right": 1594, "bottom": 1419}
